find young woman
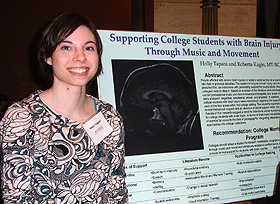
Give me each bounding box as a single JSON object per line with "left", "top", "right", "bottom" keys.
{"left": 0, "top": 13, "right": 128, "bottom": 203}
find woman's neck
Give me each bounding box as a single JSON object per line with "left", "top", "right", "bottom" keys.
{"left": 39, "top": 85, "right": 95, "bottom": 122}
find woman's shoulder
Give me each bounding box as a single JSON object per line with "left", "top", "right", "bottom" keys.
{"left": 92, "top": 97, "right": 121, "bottom": 116}
{"left": 2, "top": 91, "right": 43, "bottom": 120}
{"left": 93, "top": 97, "right": 113, "bottom": 109}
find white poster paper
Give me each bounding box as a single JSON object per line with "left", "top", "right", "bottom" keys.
{"left": 97, "top": 30, "right": 280, "bottom": 204}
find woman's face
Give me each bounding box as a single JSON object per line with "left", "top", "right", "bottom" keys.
{"left": 46, "top": 25, "right": 99, "bottom": 89}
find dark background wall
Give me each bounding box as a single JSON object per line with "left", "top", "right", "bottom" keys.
{"left": 0, "top": 0, "right": 279, "bottom": 104}
{"left": 0, "top": 1, "right": 279, "bottom": 204}
{"left": 0, "top": 0, "right": 131, "bottom": 103}
{"left": 257, "top": 0, "right": 280, "bottom": 38}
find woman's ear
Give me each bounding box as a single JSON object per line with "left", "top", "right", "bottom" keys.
{"left": 45, "top": 57, "right": 52, "bottom": 66}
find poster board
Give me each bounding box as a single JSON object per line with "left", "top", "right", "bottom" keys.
{"left": 97, "top": 30, "right": 280, "bottom": 204}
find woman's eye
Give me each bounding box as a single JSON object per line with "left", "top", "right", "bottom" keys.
{"left": 85, "top": 46, "right": 94, "bottom": 51}
{"left": 61, "top": 46, "right": 70, "bottom": 50}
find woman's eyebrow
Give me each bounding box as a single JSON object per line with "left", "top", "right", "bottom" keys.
{"left": 60, "top": 40, "right": 96, "bottom": 45}
{"left": 85, "top": 41, "right": 96, "bottom": 45}
{"left": 60, "top": 40, "right": 73, "bottom": 44}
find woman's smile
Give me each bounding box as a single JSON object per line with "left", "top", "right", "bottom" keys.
{"left": 67, "top": 67, "right": 89, "bottom": 75}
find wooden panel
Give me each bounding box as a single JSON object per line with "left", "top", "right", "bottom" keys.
{"left": 154, "top": 1, "right": 202, "bottom": 34}
{"left": 219, "top": 0, "right": 257, "bottom": 37}
{"left": 154, "top": 0, "right": 257, "bottom": 37}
